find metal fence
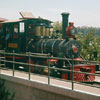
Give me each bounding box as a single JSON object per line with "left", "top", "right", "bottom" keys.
{"left": 0, "top": 50, "right": 100, "bottom": 91}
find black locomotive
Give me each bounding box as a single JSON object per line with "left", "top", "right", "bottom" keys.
{"left": 0, "top": 12, "right": 96, "bottom": 82}
{"left": 0, "top": 12, "right": 81, "bottom": 58}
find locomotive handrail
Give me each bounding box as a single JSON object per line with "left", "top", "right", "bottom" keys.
{"left": 0, "top": 50, "right": 100, "bottom": 64}
{"left": 0, "top": 50, "right": 49, "bottom": 56}
{"left": 26, "top": 52, "right": 49, "bottom": 56}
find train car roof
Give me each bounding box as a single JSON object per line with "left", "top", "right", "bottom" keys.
{"left": 0, "top": 17, "right": 8, "bottom": 22}
{"left": 2, "top": 18, "right": 53, "bottom": 24}
{"left": 2, "top": 19, "right": 25, "bottom": 23}
{"left": 27, "top": 18, "right": 53, "bottom": 23}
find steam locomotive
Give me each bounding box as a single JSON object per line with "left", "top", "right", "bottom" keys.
{"left": 0, "top": 12, "right": 96, "bottom": 82}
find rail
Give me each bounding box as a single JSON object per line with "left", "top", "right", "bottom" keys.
{"left": 0, "top": 50, "right": 100, "bottom": 92}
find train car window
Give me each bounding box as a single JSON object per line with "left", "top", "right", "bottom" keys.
{"left": 14, "top": 24, "right": 18, "bottom": 33}
{"left": 6, "top": 26, "right": 11, "bottom": 33}
{"left": 20, "top": 22, "right": 24, "bottom": 33}
{"left": 28, "top": 24, "right": 35, "bottom": 34}
{"left": 5, "top": 25, "right": 13, "bottom": 40}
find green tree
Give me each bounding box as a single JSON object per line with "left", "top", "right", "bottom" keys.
{"left": 53, "top": 21, "right": 62, "bottom": 32}
{"left": 77, "top": 29, "right": 100, "bottom": 61}
{"left": 0, "top": 79, "right": 15, "bottom": 100}
{"left": 53, "top": 21, "right": 62, "bottom": 39}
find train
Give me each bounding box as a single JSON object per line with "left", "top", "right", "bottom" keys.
{"left": 0, "top": 12, "right": 96, "bottom": 82}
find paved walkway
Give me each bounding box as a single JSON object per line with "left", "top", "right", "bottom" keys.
{"left": 0, "top": 69, "right": 100, "bottom": 96}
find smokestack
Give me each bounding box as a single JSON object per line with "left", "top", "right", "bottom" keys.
{"left": 61, "top": 12, "right": 70, "bottom": 39}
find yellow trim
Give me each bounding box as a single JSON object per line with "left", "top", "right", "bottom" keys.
{"left": 8, "top": 43, "right": 18, "bottom": 48}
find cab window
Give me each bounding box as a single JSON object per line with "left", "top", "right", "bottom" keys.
{"left": 14, "top": 24, "right": 18, "bottom": 33}
{"left": 20, "top": 22, "right": 24, "bottom": 33}
{"left": 6, "top": 26, "right": 10, "bottom": 33}
{"left": 28, "top": 24, "right": 35, "bottom": 34}
{"left": 5, "top": 25, "right": 12, "bottom": 40}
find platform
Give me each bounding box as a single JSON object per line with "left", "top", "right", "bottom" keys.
{"left": 0, "top": 69, "right": 100, "bottom": 96}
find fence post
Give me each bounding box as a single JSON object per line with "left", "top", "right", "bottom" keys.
{"left": 29, "top": 52, "right": 31, "bottom": 80}
{"left": 48, "top": 53, "right": 50, "bottom": 85}
{"left": 4, "top": 49, "right": 6, "bottom": 68}
{"left": 13, "top": 50, "right": 15, "bottom": 77}
{"left": 72, "top": 55, "right": 74, "bottom": 90}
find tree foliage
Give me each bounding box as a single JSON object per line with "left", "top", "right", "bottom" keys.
{"left": 53, "top": 21, "right": 62, "bottom": 39}
{"left": 77, "top": 26, "right": 100, "bottom": 36}
{"left": 77, "top": 28, "right": 100, "bottom": 61}
{"left": 53, "top": 21, "right": 62, "bottom": 32}
{"left": 0, "top": 79, "right": 15, "bottom": 100}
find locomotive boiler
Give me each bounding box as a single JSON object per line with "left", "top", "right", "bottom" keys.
{"left": 27, "top": 38, "right": 81, "bottom": 58}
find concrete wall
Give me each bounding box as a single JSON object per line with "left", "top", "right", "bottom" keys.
{"left": 0, "top": 74, "right": 100, "bottom": 100}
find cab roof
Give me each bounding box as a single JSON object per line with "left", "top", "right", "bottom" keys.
{"left": 2, "top": 18, "right": 52, "bottom": 24}
{"left": 0, "top": 17, "right": 8, "bottom": 22}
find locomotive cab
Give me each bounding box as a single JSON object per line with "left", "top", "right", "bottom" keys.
{"left": 2, "top": 18, "right": 53, "bottom": 53}
{"left": 2, "top": 20, "right": 26, "bottom": 52}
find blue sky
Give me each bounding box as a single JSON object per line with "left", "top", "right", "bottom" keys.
{"left": 0, "top": 0, "right": 100, "bottom": 27}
